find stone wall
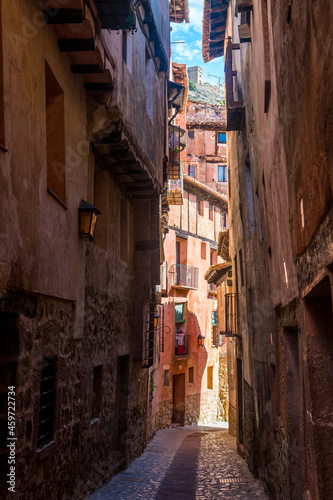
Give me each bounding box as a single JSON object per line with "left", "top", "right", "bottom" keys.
{"left": 156, "top": 400, "right": 172, "bottom": 431}
{"left": 199, "top": 390, "right": 219, "bottom": 424}
{"left": 229, "top": 404, "right": 237, "bottom": 438}
{"left": 185, "top": 393, "right": 200, "bottom": 425}
{"left": 217, "top": 355, "right": 229, "bottom": 421}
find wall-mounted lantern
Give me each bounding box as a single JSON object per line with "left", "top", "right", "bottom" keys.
{"left": 197, "top": 333, "right": 205, "bottom": 347}
{"left": 154, "top": 312, "right": 160, "bottom": 329}
{"left": 78, "top": 200, "right": 101, "bottom": 241}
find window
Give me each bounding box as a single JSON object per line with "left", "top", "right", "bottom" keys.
{"left": 45, "top": 62, "right": 66, "bottom": 205}
{"left": 189, "top": 367, "right": 194, "bottom": 384}
{"left": 188, "top": 130, "right": 194, "bottom": 139}
{"left": 122, "top": 31, "right": 127, "bottom": 63}
{"left": 175, "top": 303, "right": 185, "bottom": 323}
{"left": 218, "top": 132, "right": 226, "bottom": 144}
{"left": 209, "top": 204, "right": 213, "bottom": 221}
{"left": 164, "top": 369, "right": 170, "bottom": 387}
{"left": 207, "top": 366, "right": 213, "bottom": 389}
{"left": 92, "top": 365, "right": 103, "bottom": 419}
{"left": 37, "top": 356, "right": 56, "bottom": 448}
{"left": 218, "top": 165, "right": 227, "bottom": 182}
{"left": 201, "top": 241, "right": 206, "bottom": 260}
{"left": 210, "top": 250, "right": 217, "bottom": 266}
{"left": 197, "top": 198, "right": 204, "bottom": 216}
{"left": 188, "top": 164, "right": 195, "bottom": 178}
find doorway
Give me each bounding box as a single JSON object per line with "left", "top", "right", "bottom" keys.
{"left": 172, "top": 373, "right": 185, "bottom": 424}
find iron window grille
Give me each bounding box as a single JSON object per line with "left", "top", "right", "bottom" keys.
{"left": 37, "top": 355, "right": 56, "bottom": 448}
{"left": 222, "top": 293, "right": 238, "bottom": 337}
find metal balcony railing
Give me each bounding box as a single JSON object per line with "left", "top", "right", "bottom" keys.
{"left": 223, "top": 293, "right": 238, "bottom": 336}
{"left": 169, "top": 264, "right": 199, "bottom": 289}
{"left": 168, "top": 125, "right": 186, "bottom": 179}
{"left": 175, "top": 334, "right": 190, "bottom": 357}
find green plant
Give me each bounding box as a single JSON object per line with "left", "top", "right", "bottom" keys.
{"left": 150, "top": 372, "right": 157, "bottom": 397}
{"left": 189, "top": 79, "right": 197, "bottom": 92}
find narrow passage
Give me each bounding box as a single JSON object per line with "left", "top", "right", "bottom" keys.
{"left": 87, "top": 425, "right": 268, "bottom": 500}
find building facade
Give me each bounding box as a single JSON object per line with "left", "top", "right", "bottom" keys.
{"left": 203, "top": 0, "right": 333, "bottom": 499}
{"left": 0, "top": 0, "right": 190, "bottom": 497}
{"left": 156, "top": 65, "right": 229, "bottom": 429}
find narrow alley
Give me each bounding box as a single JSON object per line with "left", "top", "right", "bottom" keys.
{"left": 0, "top": 0, "right": 332, "bottom": 499}
{"left": 88, "top": 425, "right": 268, "bottom": 500}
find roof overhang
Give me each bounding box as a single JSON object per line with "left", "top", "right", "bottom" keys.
{"left": 202, "top": 0, "right": 229, "bottom": 63}
{"left": 204, "top": 262, "right": 232, "bottom": 283}
{"left": 183, "top": 175, "right": 228, "bottom": 211}
{"left": 170, "top": 0, "right": 190, "bottom": 23}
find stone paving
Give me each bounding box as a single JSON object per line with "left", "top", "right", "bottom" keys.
{"left": 87, "top": 423, "right": 269, "bottom": 500}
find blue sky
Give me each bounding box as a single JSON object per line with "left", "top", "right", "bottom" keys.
{"left": 170, "top": 0, "right": 224, "bottom": 86}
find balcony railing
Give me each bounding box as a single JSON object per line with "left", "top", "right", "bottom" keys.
{"left": 169, "top": 264, "right": 199, "bottom": 289}
{"left": 168, "top": 125, "right": 186, "bottom": 180}
{"left": 221, "top": 293, "right": 238, "bottom": 337}
{"left": 175, "top": 334, "right": 190, "bottom": 357}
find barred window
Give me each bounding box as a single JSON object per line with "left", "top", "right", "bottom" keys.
{"left": 37, "top": 356, "right": 56, "bottom": 448}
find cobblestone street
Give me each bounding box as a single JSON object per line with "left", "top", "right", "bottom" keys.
{"left": 87, "top": 425, "right": 269, "bottom": 500}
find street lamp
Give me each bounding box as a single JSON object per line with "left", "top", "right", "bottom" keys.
{"left": 78, "top": 200, "right": 101, "bottom": 241}
{"left": 197, "top": 333, "right": 205, "bottom": 347}
{"left": 154, "top": 311, "right": 171, "bottom": 333}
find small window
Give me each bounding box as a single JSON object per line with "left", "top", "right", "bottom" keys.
{"left": 189, "top": 367, "right": 194, "bottom": 384}
{"left": 92, "top": 365, "right": 103, "bottom": 419}
{"left": 209, "top": 204, "right": 213, "bottom": 221}
{"left": 210, "top": 250, "right": 217, "bottom": 266}
{"left": 207, "top": 366, "right": 213, "bottom": 389}
{"left": 164, "top": 369, "right": 170, "bottom": 387}
{"left": 222, "top": 212, "right": 227, "bottom": 230}
{"left": 122, "top": 31, "right": 127, "bottom": 63}
{"left": 218, "top": 165, "right": 227, "bottom": 182}
{"left": 188, "top": 164, "right": 195, "bottom": 178}
{"left": 197, "top": 198, "right": 204, "bottom": 216}
{"left": 218, "top": 132, "right": 226, "bottom": 144}
{"left": 175, "top": 303, "right": 185, "bottom": 323}
{"left": 38, "top": 356, "right": 56, "bottom": 448}
{"left": 188, "top": 130, "right": 194, "bottom": 139}
{"left": 201, "top": 241, "right": 206, "bottom": 259}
